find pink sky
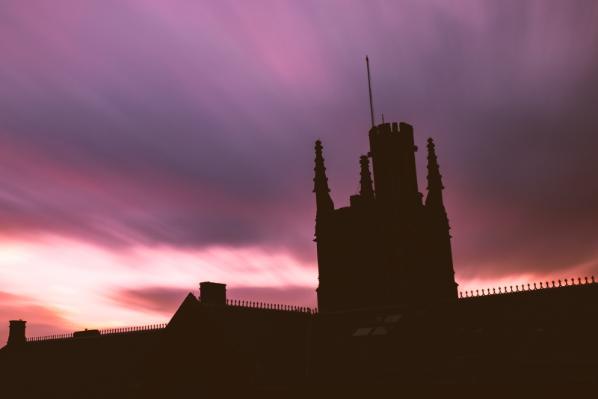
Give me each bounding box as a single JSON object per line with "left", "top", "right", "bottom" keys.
{"left": 1, "top": 0, "right": 598, "bottom": 343}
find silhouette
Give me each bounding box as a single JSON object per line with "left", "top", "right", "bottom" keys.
{"left": 314, "top": 127, "right": 457, "bottom": 311}
{"left": 2, "top": 60, "right": 598, "bottom": 396}
{"left": 0, "top": 283, "right": 312, "bottom": 397}
{"left": 314, "top": 58, "right": 456, "bottom": 312}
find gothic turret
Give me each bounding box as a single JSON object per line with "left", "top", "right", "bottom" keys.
{"left": 367, "top": 122, "right": 420, "bottom": 211}
{"left": 313, "top": 140, "right": 334, "bottom": 218}
{"left": 425, "top": 138, "right": 458, "bottom": 300}
{"left": 425, "top": 138, "right": 446, "bottom": 220}
{"left": 359, "top": 155, "right": 374, "bottom": 200}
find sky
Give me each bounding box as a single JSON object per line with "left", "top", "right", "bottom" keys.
{"left": 1, "top": 0, "right": 598, "bottom": 343}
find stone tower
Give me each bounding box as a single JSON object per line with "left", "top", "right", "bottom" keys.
{"left": 313, "top": 122, "right": 458, "bottom": 312}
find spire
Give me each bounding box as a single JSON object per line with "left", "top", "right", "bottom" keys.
{"left": 359, "top": 155, "right": 374, "bottom": 200}
{"left": 313, "top": 140, "right": 334, "bottom": 215}
{"left": 425, "top": 138, "right": 444, "bottom": 207}
{"left": 425, "top": 138, "right": 457, "bottom": 300}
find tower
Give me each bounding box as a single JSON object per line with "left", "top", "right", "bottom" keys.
{"left": 312, "top": 59, "right": 457, "bottom": 312}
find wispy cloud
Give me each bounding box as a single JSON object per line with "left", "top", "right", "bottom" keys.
{"left": 0, "top": 0, "right": 597, "bottom": 335}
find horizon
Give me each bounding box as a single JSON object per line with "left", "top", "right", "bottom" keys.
{"left": 1, "top": 0, "right": 598, "bottom": 343}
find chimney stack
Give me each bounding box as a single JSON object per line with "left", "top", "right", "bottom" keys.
{"left": 7, "top": 320, "right": 26, "bottom": 346}
{"left": 199, "top": 282, "right": 227, "bottom": 306}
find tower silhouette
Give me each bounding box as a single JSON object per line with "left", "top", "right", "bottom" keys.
{"left": 313, "top": 59, "right": 458, "bottom": 312}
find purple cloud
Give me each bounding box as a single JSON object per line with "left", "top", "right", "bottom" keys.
{"left": 110, "top": 287, "right": 189, "bottom": 315}
{"left": 0, "top": 0, "right": 596, "bottom": 288}
{"left": 111, "top": 284, "right": 316, "bottom": 315}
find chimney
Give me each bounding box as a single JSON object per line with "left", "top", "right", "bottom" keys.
{"left": 199, "top": 282, "right": 227, "bottom": 306}
{"left": 7, "top": 320, "right": 26, "bottom": 346}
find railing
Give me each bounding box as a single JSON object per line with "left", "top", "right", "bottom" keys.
{"left": 223, "top": 298, "right": 317, "bottom": 314}
{"left": 27, "top": 323, "right": 167, "bottom": 343}
{"left": 459, "top": 275, "right": 596, "bottom": 299}
{"left": 97, "top": 323, "right": 167, "bottom": 335}
{"left": 28, "top": 333, "right": 73, "bottom": 342}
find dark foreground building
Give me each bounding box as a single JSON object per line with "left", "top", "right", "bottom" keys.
{"left": 2, "top": 119, "right": 598, "bottom": 397}
{"left": 314, "top": 123, "right": 457, "bottom": 311}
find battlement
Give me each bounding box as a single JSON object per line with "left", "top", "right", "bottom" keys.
{"left": 369, "top": 122, "right": 398, "bottom": 136}
{"left": 368, "top": 121, "right": 414, "bottom": 141}
{"left": 458, "top": 275, "right": 596, "bottom": 299}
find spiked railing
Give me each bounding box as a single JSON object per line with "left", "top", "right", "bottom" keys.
{"left": 26, "top": 323, "right": 167, "bottom": 343}
{"left": 27, "top": 333, "right": 73, "bottom": 342}
{"left": 224, "top": 298, "right": 316, "bottom": 314}
{"left": 97, "top": 323, "right": 167, "bottom": 335}
{"left": 458, "top": 276, "right": 596, "bottom": 299}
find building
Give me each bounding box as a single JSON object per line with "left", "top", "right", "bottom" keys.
{"left": 313, "top": 122, "right": 457, "bottom": 311}
{"left": 0, "top": 282, "right": 313, "bottom": 397}
{"left": 2, "top": 117, "right": 598, "bottom": 395}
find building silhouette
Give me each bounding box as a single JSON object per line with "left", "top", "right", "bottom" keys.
{"left": 314, "top": 124, "right": 457, "bottom": 312}
{"left": 2, "top": 69, "right": 598, "bottom": 394}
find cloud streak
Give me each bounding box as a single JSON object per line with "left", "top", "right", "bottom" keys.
{"left": 0, "top": 291, "right": 75, "bottom": 344}
{"left": 0, "top": 1, "right": 598, "bottom": 335}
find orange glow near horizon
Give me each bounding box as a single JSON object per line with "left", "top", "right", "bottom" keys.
{"left": 0, "top": 235, "right": 317, "bottom": 343}
{"left": 2, "top": 232, "right": 596, "bottom": 344}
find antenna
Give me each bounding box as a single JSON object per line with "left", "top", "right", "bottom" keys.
{"left": 366, "top": 56, "right": 375, "bottom": 128}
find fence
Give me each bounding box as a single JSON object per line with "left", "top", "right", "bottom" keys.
{"left": 459, "top": 275, "right": 596, "bottom": 299}
{"left": 27, "top": 323, "right": 167, "bottom": 343}
{"left": 27, "top": 333, "right": 73, "bottom": 342}
{"left": 97, "top": 323, "right": 167, "bottom": 335}
{"left": 223, "top": 298, "right": 316, "bottom": 314}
